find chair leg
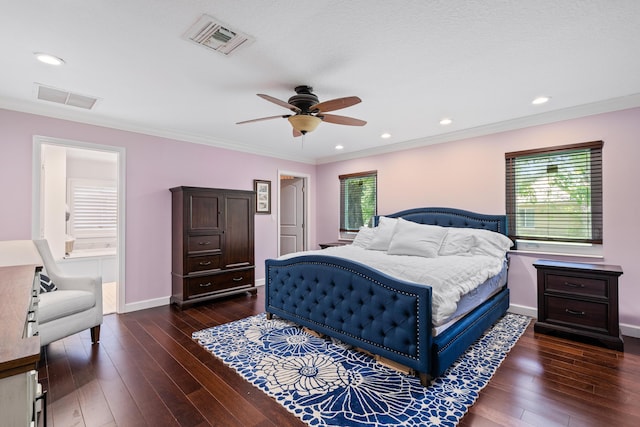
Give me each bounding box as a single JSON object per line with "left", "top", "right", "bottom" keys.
{"left": 90, "top": 325, "right": 101, "bottom": 344}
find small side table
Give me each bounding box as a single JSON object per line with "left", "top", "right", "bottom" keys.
{"left": 319, "top": 241, "right": 349, "bottom": 249}
{"left": 533, "top": 259, "right": 623, "bottom": 351}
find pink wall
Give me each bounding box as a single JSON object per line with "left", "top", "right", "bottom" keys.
{"left": 2, "top": 106, "right": 638, "bottom": 331}
{"left": 317, "top": 107, "right": 640, "bottom": 331}
{"left": 0, "top": 108, "right": 316, "bottom": 304}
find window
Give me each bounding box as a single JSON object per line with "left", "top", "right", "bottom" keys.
{"left": 339, "top": 171, "right": 377, "bottom": 238}
{"left": 505, "top": 141, "right": 603, "bottom": 251}
{"left": 67, "top": 179, "right": 118, "bottom": 250}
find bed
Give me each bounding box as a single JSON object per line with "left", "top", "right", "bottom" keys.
{"left": 265, "top": 207, "right": 512, "bottom": 386}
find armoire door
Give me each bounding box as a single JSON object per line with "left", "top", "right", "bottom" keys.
{"left": 223, "top": 193, "right": 254, "bottom": 268}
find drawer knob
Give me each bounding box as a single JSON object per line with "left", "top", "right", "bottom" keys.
{"left": 198, "top": 241, "right": 211, "bottom": 246}
{"left": 199, "top": 261, "right": 212, "bottom": 266}
{"left": 564, "top": 281, "right": 585, "bottom": 288}
{"left": 199, "top": 282, "right": 212, "bottom": 287}
{"left": 565, "top": 308, "right": 585, "bottom": 316}
{"left": 232, "top": 277, "right": 244, "bottom": 282}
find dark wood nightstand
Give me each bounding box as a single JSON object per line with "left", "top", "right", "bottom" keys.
{"left": 533, "top": 259, "right": 623, "bottom": 351}
{"left": 319, "top": 241, "right": 350, "bottom": 249}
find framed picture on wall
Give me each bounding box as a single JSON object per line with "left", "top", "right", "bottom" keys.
{"left": 254, "top": 179, "right": 271, "bottom": 214}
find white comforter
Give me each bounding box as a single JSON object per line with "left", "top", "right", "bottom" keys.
{"left": 279, "top": 245, "right": 505, "bottom": 325}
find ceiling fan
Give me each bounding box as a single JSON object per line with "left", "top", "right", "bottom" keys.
{"left": 236, "top": 85, "right": 366, "bottom": 137}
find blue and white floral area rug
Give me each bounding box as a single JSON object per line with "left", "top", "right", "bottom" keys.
{"left": 192, "top": 313, "right": 531, "bottom": 427}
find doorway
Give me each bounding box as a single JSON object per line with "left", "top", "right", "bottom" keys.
{"left": 33, "top": 136, "right": 125, "bottom": 314}
{"left": 278, "top": 171, "right": 309, "bottom": 256}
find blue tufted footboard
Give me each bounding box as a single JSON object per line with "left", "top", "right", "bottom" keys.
{"left": 265, "top": 255, "right": 433, "bottom": 380}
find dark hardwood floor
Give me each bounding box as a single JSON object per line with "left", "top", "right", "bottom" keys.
{"left": 38, "top": 287, "right": 640, "bottom": 427}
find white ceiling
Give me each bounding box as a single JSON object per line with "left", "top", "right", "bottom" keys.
{"left": 2, "top": 0, "right": 640, "bottom": 164}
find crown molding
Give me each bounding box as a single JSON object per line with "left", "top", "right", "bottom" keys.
{"left": 3, "top": 93, "right": 640, "bottom": 166}
{"left": 316, "top": 93, "right": 640, "bottom": 164}
{"left": 0, "top": 97, "right": 318, "bottom": 165}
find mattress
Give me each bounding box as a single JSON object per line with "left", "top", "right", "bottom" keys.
{"left": 432, "top": 262, "right": 508, "bottom": 336}
{"left": 280, "top": 244, "right": 507, "bottom": 325}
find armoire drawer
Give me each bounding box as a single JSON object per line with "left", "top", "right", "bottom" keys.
{"left": 186, "top": 254, "right": 221, "bottom": 273}
{"left": 186, "top": 269, "right": 254, "bottom": 298}
{"left": 187, "top": 234, "right": 221, "bottom": 253}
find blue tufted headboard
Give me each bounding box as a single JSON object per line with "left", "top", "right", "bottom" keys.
{"left": 374, "top": 207, "right": 508, "bottom": 235}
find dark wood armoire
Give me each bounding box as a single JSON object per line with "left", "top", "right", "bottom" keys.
{"left": 170, "top": 186, "right": 256, "bottom": 308}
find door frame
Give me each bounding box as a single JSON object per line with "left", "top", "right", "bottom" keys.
{"left": 32, "top": 135, "right": 126, "bottom": 314}
{"left": 277, "top": 170, "right": 310, "bottom": 256}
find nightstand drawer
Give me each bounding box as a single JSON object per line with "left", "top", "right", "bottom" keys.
{"left": 545, "top": 274, "right": 607, "bottom": 298}
{"left": 545, "top": 296, "right": 608, "bottom": 332}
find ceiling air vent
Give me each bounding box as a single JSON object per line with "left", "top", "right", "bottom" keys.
{"left": 36, "top": 84, "right": 99, "bottom": 110}
{"left": 184, "top": 14, "right": 254, "bottom": 56}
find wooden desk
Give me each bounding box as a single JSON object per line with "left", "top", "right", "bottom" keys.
{"left": 0, "top": 240, "right": 42, "bottom": 267}
{"left": 0, "top": 264, "right": 41, "bottom": 426}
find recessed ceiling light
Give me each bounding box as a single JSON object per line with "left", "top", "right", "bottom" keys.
{"left": 439, "top": 118, "right": 452, "bottom": 125}
{"left": 380, "top": 133, "right": 391, "bottom": 139}
{"left": 532, "top": 96, "right": 550, "bottom": 105}
{"left": 34, "top": 52, "right": 65, "bottom": 66}
{"left": 335, "top": 145, "right": 344, "bottom": 150}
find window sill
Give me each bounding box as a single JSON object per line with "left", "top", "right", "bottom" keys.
{"left": 64, "top": 248, "right": 116, "bottom": 259}
{"left": 512, "top": 240, "right": 603, "bottom": 259}
{"left": 509, "top": 249, "right": 603, "bottom": 260}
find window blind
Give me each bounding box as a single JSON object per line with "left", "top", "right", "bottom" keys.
{"left": 69, "top": 180, "right": 118, "bottom": 239}
{"left": 339, "top": 170, "right": 377, "bottom": 232}
{"left": 505, "top": 141, "right": 603, "bottom": 244}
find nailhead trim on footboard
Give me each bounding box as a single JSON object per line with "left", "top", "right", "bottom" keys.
{"left": 266, "top": 256, "right": 431, "bottom": 369}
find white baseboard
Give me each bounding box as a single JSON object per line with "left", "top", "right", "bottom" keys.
{"left": 120, "top": 279, "right": 265, "bottom": 314}
{"left": 620, "top": 323, "right": 640, "bottom": 339}
{"left": 508, "top": 303, "right": 640, "bottom": 339}
{"left": 118, "top": 290, "right": 640, "bottom": 339}
{"left": 508, "top": 303, "right": 537, "bottom": 319}
{"left": 123, "top": 296, "right": 170, "bottom": 313}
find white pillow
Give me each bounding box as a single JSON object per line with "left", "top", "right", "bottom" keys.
{"left": 387, "top": 218, "right": 447, "bottom": 258}
{"left": 439, "top": 227, "right": 513, "bottom": 258}
{"left": 366, "top": 216, "right": 398, "bottom": 251}
{"left": 439, "top": 229, "right": 474, "bottom": 256}
{"left": 471, "top": 230, "right": 513, "bottom": 258}
{"left": 351, "top": 226, "right": 376, "bottom": 248}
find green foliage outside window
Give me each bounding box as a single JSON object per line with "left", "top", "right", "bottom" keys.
{"left": 340, "top": 171, "right": 377, "bottom": 232}
{"left": 506, "top": 141, "right": 602, "bottom": 244}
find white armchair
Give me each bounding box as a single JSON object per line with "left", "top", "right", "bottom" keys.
{"left": 33, "top": 239, "right": 103, "bottom": 346}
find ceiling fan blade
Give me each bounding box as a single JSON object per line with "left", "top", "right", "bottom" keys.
{"left": 320, "top": 114, "right": 367, "bottom": 126}
{"left": 257, "top": 94, "right": 301, "bottom": 113}
{"left": 310, "top": 96, "right": 361, "bottom": 113}
{"left": 236, "top": 115, "right": 291, "bottom": 125}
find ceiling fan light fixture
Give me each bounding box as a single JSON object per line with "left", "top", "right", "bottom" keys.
{"left": 288, "top": 115, "right": 322, "bottom": 134}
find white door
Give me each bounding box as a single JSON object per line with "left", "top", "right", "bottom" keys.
{"left": 280, "top": 177, "right": 305, "bottom": 256}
